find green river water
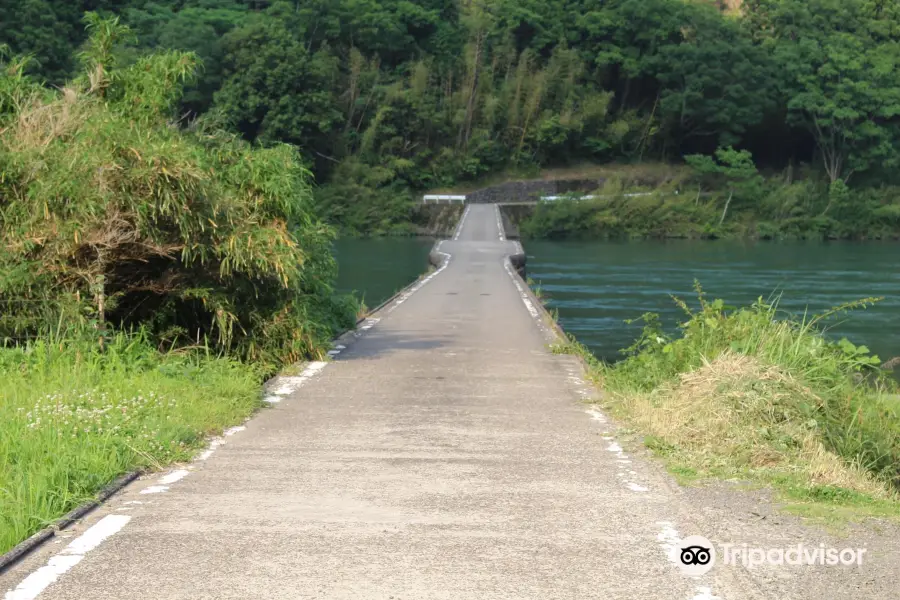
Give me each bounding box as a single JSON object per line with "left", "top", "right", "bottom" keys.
{"left": 334, "top": 238, "right": 899, "bottom": 364}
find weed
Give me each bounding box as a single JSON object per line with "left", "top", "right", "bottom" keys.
{"left": 0, "top": 332, "right": 261, "bottom": 553}
{"left": 594, "top": 284, "right": 900, "bottom": 520}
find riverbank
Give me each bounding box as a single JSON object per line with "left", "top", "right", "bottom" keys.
{"left": 556, "top": 288, "right": 900, "bottom": 523}
{"left": 512, "top": 191, "right": 900, "bottom": 242}
{"left": 324, "top": 162, "right": 900, "bottom": 242}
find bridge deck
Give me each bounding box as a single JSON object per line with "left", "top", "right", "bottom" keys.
{"left": 4, "top": 205, "right": 751, "bottom": 599}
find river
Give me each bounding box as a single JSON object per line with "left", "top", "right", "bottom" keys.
{"left": 333, "top": 237, "right": 434, "bottom": 311}
{"left": 334, "top": 238, "right": 899, "bottom": 364}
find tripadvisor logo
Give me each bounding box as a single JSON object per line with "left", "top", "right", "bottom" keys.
{"left": 677, "top": 535, "right": 716, "bottom": 576}
{"left": 675, "top": 535, "right": 868, "bottom": 576}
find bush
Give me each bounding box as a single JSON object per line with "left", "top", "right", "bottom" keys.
{"left": 0, "top": 15, "right": 356, "bottom": 367}
{"left": 602, "top": 284, "right": 900, "bottom": 492}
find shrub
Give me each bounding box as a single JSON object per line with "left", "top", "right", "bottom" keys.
{"left": 0, "top": 15, "right": 356, "bottom": 367}
{"left": 602, "top": 284, "right": 899, "bottom": 491}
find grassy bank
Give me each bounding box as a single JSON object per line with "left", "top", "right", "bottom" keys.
{"left": 0, "top": 333, "right": 262, "bottom": 554}
{"left": 573, "top": 286, "right": 900, "bottom": 520}
{"left": 519, "top": 175, "right": 900, "bottom": 242}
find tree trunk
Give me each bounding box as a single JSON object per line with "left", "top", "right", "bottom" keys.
{"left": 719, "top": 191, "right": 733, "bottom": 226}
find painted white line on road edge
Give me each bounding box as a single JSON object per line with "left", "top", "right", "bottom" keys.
{"left": 586, "top": 408, "right": 607, "bottom": 423}
{"left": 158, "top": 469, "right": 190, "bottom": 485}
{"left": 139, "top": 468, "right": 191, "bottom": 495}
{"left": 4, "top": 515, "right": 131, "bottom": 600}
{"left": 494, "top": 204, "right": 505, "bottom": 241}
{"left": 269, "top": 362, "right": 328, "bottom": 397}
{"left": 386, "top": 249, "right": 451, "bottom": 314}
{"left": 453, "top": 205, "right": 471, "bottom": 241}
{"left": 503, "top": 259, "right": 540, "bottom": 320}
{"left": 692, "top": 587, "right": 722, "bottom": 600}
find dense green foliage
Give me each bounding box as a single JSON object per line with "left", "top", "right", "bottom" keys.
{"left": 4, "top": 0, "right": 900, "bottom": 235}
{"left": 519, "top": 167, "right": 900, "bottom": 241}
{"left": 0, "top": 331, "right": 262, "bottom": 553}
{"left": 593, "top": 285, "right": 900, "bottom": 502}
{"left": 0, "top": 17, "right": 355, "bottom": 365}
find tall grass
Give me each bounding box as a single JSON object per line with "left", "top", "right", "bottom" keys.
{"left": 0, "top": 332, "right": 261, "bottom": 554}
{"left": 597, "top": 283, "right": 900, "bottom": 508}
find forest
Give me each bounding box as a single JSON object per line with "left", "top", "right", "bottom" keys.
{"left": 3, "top": 0, "right": 900, "bottom": 237}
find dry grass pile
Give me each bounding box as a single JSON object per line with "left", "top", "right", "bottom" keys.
{"left": 621, "top": 351, "right": 889, "bottom": 497}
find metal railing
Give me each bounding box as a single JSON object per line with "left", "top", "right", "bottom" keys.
{"left": 422, "top": 195, "right": 467, "bottom": 204}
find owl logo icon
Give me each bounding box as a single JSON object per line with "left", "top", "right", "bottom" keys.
{"left": 677, "top": 535, "right": 716, "bottom": 576}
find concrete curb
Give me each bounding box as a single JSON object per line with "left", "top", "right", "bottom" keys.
{"left": 0, "top": 470, "right": 142, "bottom": 574}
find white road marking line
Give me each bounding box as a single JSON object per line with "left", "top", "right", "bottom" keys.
{"left": 656, "top": 521, "right": 682, "bottom": 566}
{"left": 627, "top": 482, "right": 649, "bottom": 492}
{"left": 157, "top": 469, "right": 189, "bottom": 485}
{"left": 223, "top": 426, "right": 245, "bottom": 437}
{"left": 139, "top": 464, "right": 194, "bottom": 497}
{"left": 655, "top": 522, "right": 722, "bottom": 599}
{"left": 607, "top": 442, "right": 623, "bottom": 453}
{"left": 198, "top": 438, "right": 224, "bottom": 460}
{"left": 586, "top": 409, "right": 607, "bottom": 423}
{"left": 386, "top": 250, "right": 451, "bottom": 314}
{"left": 358, "top": 317, "right": 380, "bottom": 331}
{"left": 494, "top": 204, "right": 505, "bottom": 240}
{"left": 503, "top": 259, "right": 540, "bottom": 320}
{"left": 5, "top": 515, "right": 131, "bottom": 600}
{"left": 453, "top": 205, "right": 471, "bottom": 241}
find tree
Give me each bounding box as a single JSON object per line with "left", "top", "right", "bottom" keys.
{"left": 214, "top": 17, "right": 342, "bottom": 151}
{"left": 686, "top": 147, "right": 764, "bottom": 225}
{"left": 761, "top": 0, "right": 900, "bottom": 183}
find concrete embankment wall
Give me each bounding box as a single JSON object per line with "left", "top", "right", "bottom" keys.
{"left": 497, "top": 204, "right": 535, "bottom": 239}
{"left": 411, "top": 204, "right": 466, "bottom": 237}
{"left": 467, "top": 178, "right": 601, "bottom": 204}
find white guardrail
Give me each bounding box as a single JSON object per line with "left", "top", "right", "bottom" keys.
{"left": 423, "top": 195, "right": 467, "bottom": 204}
{"left": 422, "top": 191, "right": 675, "bottom": 203}
{"left": 540, "top": 192, "right": 662, "bottom": 202}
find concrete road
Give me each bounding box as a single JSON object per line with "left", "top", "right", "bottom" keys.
{"left": 4, "top": 205, "right": 887, "bottom": 599}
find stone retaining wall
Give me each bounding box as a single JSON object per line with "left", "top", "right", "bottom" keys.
{"left": 466, "top": 178, "right": 602, "bottom": 204}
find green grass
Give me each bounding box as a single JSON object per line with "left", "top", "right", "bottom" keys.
{"left": 570, "top": 283, "right": 900, "bottom": 523}
{"left": 0, "top": 333, "right": 263, "bottom": 554}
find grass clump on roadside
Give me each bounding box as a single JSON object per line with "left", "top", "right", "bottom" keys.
{"left": 0, "top": 332, "right": 262, "bottom": 554}
{"left": 594, "top": 283, "right": 900, "bottom": 519}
